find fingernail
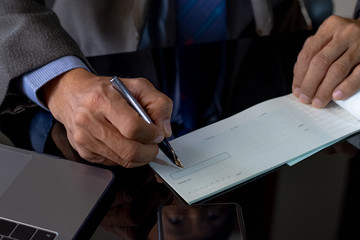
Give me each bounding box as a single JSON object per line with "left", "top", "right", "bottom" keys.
{"left": 312, "top": 98, "right": 323, "bottom": 108}
{"left": 293, "top": 87, "right": 301, "bottom": 97}
{"left": 163, "top": 120, "right": 172, "bottom": 137}
{"left": 333, "top": 90, "right": 344, "bottom": 100}
{"left": 299, "top": 93, "right": 311, "bottom": 104}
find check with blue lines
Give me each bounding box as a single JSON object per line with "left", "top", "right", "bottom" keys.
{"left": 150, "top": 93, "right": 360, "bottom": 204}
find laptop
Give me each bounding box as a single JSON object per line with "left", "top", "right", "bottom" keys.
{"left": 0, "top": 143, "right": 114, "bottom": 240}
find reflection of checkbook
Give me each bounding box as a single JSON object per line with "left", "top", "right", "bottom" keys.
{"left": 151, "top": 93, "right": 360, "bottom": 204}
{"left": 0, "top": 143, "right": 114, "bottom": 239}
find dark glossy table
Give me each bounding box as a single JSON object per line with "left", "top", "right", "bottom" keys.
{"left": 1, "top": 31, "right": 359, "bottom": 240}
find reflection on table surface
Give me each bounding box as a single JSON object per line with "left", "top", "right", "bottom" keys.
{"left": 1, "top": 31, "right": 360, "bottom": 240}
{"left": 158, "top": 203, "right": 246, "bottom": 240}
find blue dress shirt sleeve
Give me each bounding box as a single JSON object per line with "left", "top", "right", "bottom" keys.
{"left": 19, "top": 56, "right": 90, "bottom": 109}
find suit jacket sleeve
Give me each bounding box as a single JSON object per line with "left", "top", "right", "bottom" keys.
{"left": 0, "top": 0, "right": 89, "bottom": 113}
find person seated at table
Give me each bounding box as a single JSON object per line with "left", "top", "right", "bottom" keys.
{"left": 0, "top": 0, "right": 359, "bottom": 168}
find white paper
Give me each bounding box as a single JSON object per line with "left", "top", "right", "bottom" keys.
{"left": 334, "top": 91, "right": 360, "bottom": 120}
{"left": 150, "top": 94, "right": 360, "bottom": 204}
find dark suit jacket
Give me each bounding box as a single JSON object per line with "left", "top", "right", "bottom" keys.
{"left": 355, "top": 0, "right": 360, "bottom": 18}
{"left": 0, "top": 0, "right": 88, "bottom": 113}
{"left": 52, "top": 0, "right": 307, "bottom": 55}
{"left": 0, "top": 0, "right": 308, "bottom": 114}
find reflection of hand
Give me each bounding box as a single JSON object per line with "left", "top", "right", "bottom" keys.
{"left": 100, "top": 166, "right": 173, "bottom": 240}
{"left": 323, "top": 140, "right": 359, "bottom": 158}
{"left": 49, "top": 122, "right": 173, "bottom": 239}
{"left": 293, "top": 16, "right": 360, "bottom": 108}
{"left": 50, "top": 121, "right": 83, "bottom": 162}
{"left": 42, "top": 68, "right": 173, "bottom": 167}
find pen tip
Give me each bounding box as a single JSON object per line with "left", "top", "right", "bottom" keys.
{"left": 172, "top": 151, "right": 184, "bottom": 168}
{"left": 175, "top": 159, "right": 184, "bottom": 168}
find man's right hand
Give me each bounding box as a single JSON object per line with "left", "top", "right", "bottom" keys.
{"left": 41, "top": 68, "right": 173, "bottom": 168}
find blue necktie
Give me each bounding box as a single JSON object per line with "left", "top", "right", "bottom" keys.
{"left": 177, "top": 0, "right": 227, "bottom": 45}
{"left": 173, "top": 0, "right": 227, "bottom": 135}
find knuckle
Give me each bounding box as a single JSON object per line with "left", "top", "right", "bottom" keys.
{"left": 344, "top": 22, "right": 360, "bottom": 35}
{"left": 329, "top": 61, "right": 349, "bottom": 78}
{"left": 352, "top": 41, "right": 360, "bottom": 51}
{"left": 135, "top": 77, "right": 148, "bottom": 83}
{"left": 82, "top": 87, "right": 107, "bottom": 110}
{"left": 303, "top": 35, "right": 315, "bottom": 47}
{"left": 121, "top": 119, "right": 143, "bottom": 139}
{"left": 296, "top": 50, "right": 311, "bottom": 66}
{"left": 73, "top": 112, "right": 89, "bottom": 128}
{"left": 72, "top": 130, "right": 88, "bottom": 146}
{"left": 310, "top": 54, "right": 330, "bottom": 72}
{"left": 121, "top": 144, "right": 139, "bottom": 166}
{"left": 352, "top": 65, "right": 360, "bottom": 77}
{"left": 323, "top": 15, "right": 343, "bottom": 28}
{"left": 297, "top": 44, "right": 314, "bottom": 65}
{"left": 326, "top": 15, "right": 340, "bottom": 24}
{"left": 161, "top": 94, "right": 173, "bottom": 106}
{"left": 347, "top": 66, "right": 360, "bottom": 89}
{"left": 76, "top": 148, "right": 94, "bottom": 161}
{"left": 130, "top": 77, "right": 150, "bottom": 89}
{"left": 157, "top": 94, "right": 173, "bottom": 111}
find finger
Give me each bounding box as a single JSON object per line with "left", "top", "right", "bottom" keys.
{"left": 66, "top": 127, "right": 118, "bottom": 165}
{"left": 67, "top": 112, "right": 159, "bottom": 167}
{"left": 107, "top": 135, "right": 159, "bottom": 168}
{"left": 292, "top": 20, "right": 335, "bottom": 96}
{"left": 333, "top": 64, "right": 360, "bottom": 100}
{"left": 89, "top": 128, "right": 159, "bottom": 168}
{"left": 297, "top": 37, "right": 348, "bottom": 104}
{"left": 311, "top": 47, "right": 358, "bottom": 108}
{"left": 105, "top": 81, "right": 165, "bottom": 144}
{"left": 146, "top": 96, "right": 173, "bottom": 138}
{"left": 293, "top": 36, "right": 323, "bottom": 96}
{"left": 123, "top": 78, "right": 174, "bottom": 137}
{"left": 79, "top": 77, "right": 163, "bottom": 144}
{"left": 293, "top": 16, "right": 346, "bottom": 98}
{"left": 65, "top": 109, "right": 120, "bottom": 164}
{"left": 69, "top": 127, "right": 156, "bottom": 168}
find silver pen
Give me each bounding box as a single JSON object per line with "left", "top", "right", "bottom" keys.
{"left": 110, "top": 76, "right": 183, "bottom": 168}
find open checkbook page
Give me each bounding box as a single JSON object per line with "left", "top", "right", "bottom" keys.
{"left": 150, "top": 93, "right": 360, "bottom": 204}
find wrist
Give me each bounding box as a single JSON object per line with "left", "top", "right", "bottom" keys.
{"left": 40, "top": 68, "right": 93, "bottom": 112}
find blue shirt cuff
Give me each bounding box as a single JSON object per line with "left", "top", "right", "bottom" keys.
{"left": 19, "top": 56, "right": 90, "bottom": 109}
